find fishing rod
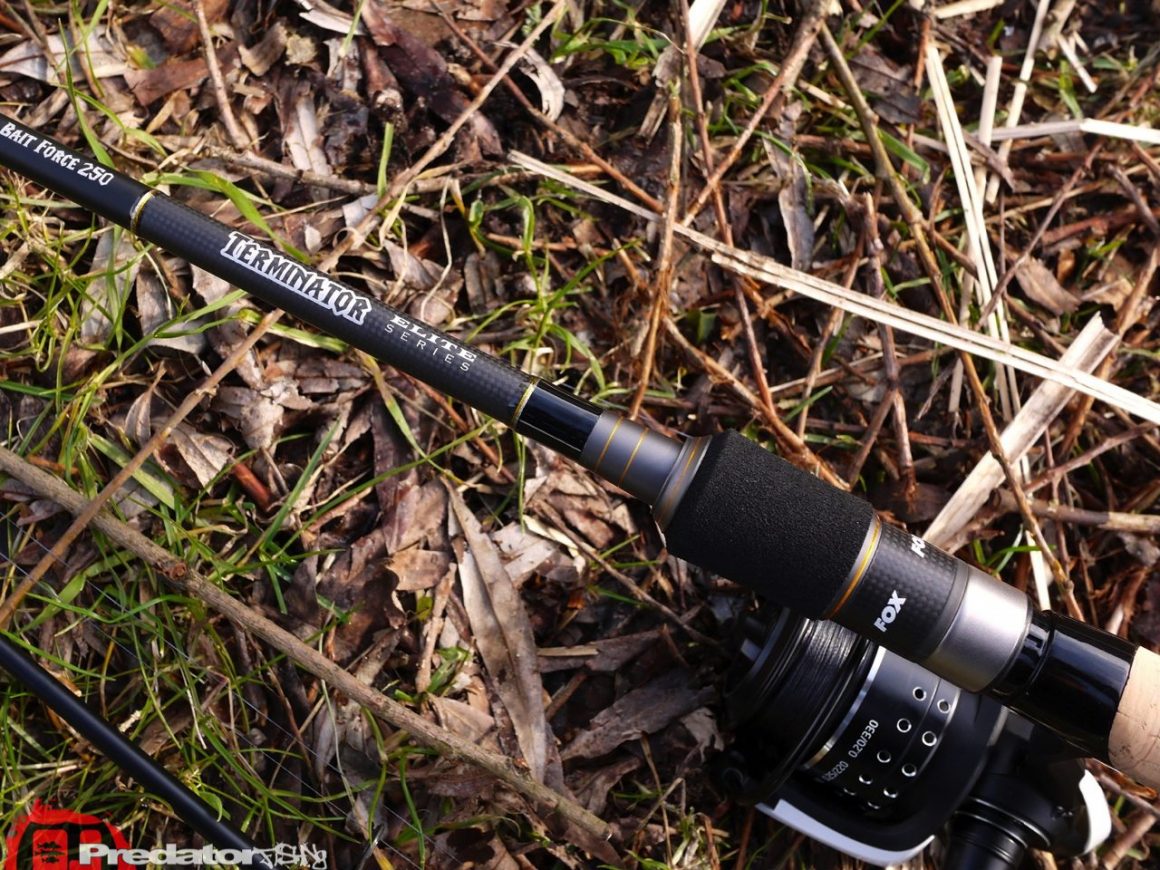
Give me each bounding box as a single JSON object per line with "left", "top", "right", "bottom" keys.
{"left": 0, "top": 113, "right": 1157, "bottom": 797}
{"left": 0, "top": 631, "right": 277, "bottom": 868}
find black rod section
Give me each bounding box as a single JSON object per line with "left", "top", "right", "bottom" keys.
{"left": 0, "top": 633, "right": 274, "bottom": 868}
{"left": 3, "top": 112, "right": 1160, "bottom": 789}
{"left": 0, "top": 114, "right": 599, "bottom": 455}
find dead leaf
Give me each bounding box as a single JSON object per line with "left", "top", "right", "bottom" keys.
{"left": 500, "top": 43, "right": 564, "bottom": 121}
{"left": 538, "top": 630, "right": 663, "bottom": 674}
{"left": 125, "top": 58, "right": 212, "bottom": 106}
{"left": 389, "top": 547, "right": 453, "bottom": 591}
{"left": 430, "top": 695, "right": 497, "bottom": 744}
{"left": 851, "top": 45, "right": 921, "bottom": 125}
{"left": 317, "top": 531, "right": 405, "bottom": 661}
{"left": 762, "top": 138, "right": 814, "bottom": 272}
{"left": 386, "top": 241, "right": 443, "bottom": 292}
{"left": 559, "top": 670, "right": 714, "bottom": 761}
{"left": 240, "top": 21, "right": 288, "bottom": 76}
{"left": 524, "top": 444, "right": 635, "bottom": 550}
{"left": 215, "top": 386, "right": 285, "bottom": 451}
{"left": 136, "top": 270, "right": 207, "bottom": 354}
{"left": 82, "top": 232, "right": 139, "bottom": 344}
{"left": 360, "top": 0, "right": 501, "bottom": 155}
{"left": 680, "top": 707, "right": 724, "bottom": 755}
{"left": 150, "top": 0, "right": 228, "bottom": 54}
{"left": 0, "top": 30, "right": 127, "bottom": 85}
{"left": 1015, "top": 257, "right": 1078, "bottom": 314}
{"left": 123, "top": 385, "right": 155, "bottom": 447}
{"left": 492, "top": 522, "right": 568, "bottom": 586}
{"left": 278, "top": 80, "right": 332, "bottom": 181}
{"left": 169, "top": 426, "right": 234, "bottom": 487}
{"left": 447, "top": 482, "right": 555, "bottom": 785}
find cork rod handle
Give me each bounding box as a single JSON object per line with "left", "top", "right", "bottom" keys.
{"left": 1109, "top": 646, "right": 1160, "bottom": 790}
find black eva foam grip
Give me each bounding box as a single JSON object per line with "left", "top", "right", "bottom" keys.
{"left": 664, "top": 431, "right": 876, "bottom": 617}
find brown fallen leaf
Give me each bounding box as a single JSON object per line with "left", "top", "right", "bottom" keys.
{"left": 524, "top": 444, "right": 636, "bottom": 550}
{"left": 149, "top": 0, "right": 228, "bottom": 53}
{"left": 239, "top": 21, "right": 288, "bottom": 76}
{"left": 559, "top": 670, "right": 714, "bottom": 761}
{"left": 125, "top": 58, "right": 212, "bottom": 107}
{"left": 389, "top": 547, "right": 453, "bottom": 591}
{"left": 372, "top": 404, "right": 448, "bottom": 552}
{"left": 168, "top": 425, "right": 234, "bottom": 488}
{"left": 538, "top": 629, "right": 663, "bottom": 674}
{"left": 1015, "top": 257, "right": 1079, "bottom": 315}
{"left": 360, "top": 0, "right": 501, "bottom": 155}
{"left": 317, "top": 529, "right": 405, "bottom": 661}
{"left": 491, "top": 522, "right": 574, "bottom": 587}
{"left": 447, "top": 482, "right": 556, "bottom": 786}
{"left": 430, "top": 695, "right": 497, "bottom": 744}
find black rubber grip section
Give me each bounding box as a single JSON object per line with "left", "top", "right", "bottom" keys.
{"left": 663, "top": 431, "right": 875, "bottom": 617}
{"left": 136, "top": 196, "right": 531, "bottom": 422}
{"left": 833, "top": 524, "right": 966, "bottom": 661}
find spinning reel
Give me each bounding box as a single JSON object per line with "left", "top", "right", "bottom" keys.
{"left": 720, "top": 608, "right": 1112, "bottom": 868}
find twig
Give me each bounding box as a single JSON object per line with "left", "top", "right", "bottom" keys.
{"left": 1059, "top": 246, "right": 1159, "bottom": 457}
{"left": 629, "top": 84, "right": 682, "bottom": 419}
{"left": 1100, "top": 808, "right": 1156, "bottom": 869}
{"left": 1109, "top": 164, "right": 1160, "bottom": 237}
{"left": 845, "top": 387, "right": 897, "bottom": 486}
{"left": 983, "top": 143, "right": 1106, "bottom": 323}
{"left": 1095, "top": 772, "right": 1160, "bottom": 821}
{"left": 0, "top": 309, "right": 283, "bottom": 630}
{"left": 681, "top": 0, "right": 828, "bottom": 225}
{"left": 821, "top": 24, "right": 1076, "bottom": 609}
{"left": 984, "top": 0, "right": 1052, "bottom": 203}
{"left": 662, "top": 317, "right": 846, "bottom": 488}
{"left": 509, "top": 150, "right": 1160, "bottom": 424}
{"left": 993, "top": 493, "right": 1160, "bottom": 535}
{"left": 675, "top": 0, "right": 784, "bottom": 454}
{"left": 195, "top": 0, "right": 250, "bottom": 150}
{"left": 861, "top": 190, "right": 915, "bottom": 494}
{"left": 427, "top": 0, "right": 664, "bottom": 213}
{"left": 0, "top": 445, "right": 614, "bottom": 846}
{"left": 206, "top": 146, "right": 376, "bottom": 196}
{"left": 535, "top": 500, "right": 719, "bottom": 649}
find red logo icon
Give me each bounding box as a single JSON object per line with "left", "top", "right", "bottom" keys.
{"left": 4, "top": 801, "right": 132, "bottom": 869}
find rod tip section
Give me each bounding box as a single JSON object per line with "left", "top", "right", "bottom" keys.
{"left": 659, "top": 431, "right": 875, "bottom": 618}
{"left": 1109, "top": 645, "right": 1160, "bottom": 790}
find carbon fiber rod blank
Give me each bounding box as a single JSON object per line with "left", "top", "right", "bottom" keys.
{"left": 2, "top": 113, "right": 1159, "bottom": 790}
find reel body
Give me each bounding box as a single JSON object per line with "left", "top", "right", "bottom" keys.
{"left": 720, "top": 611, "right": 1111, "bottom": 867}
